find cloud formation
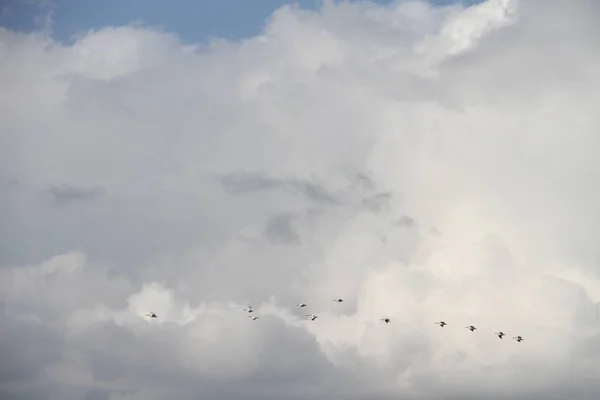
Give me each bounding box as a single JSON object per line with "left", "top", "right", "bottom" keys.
{"left": 2, "top": 0, "right": 600, "bottom": 399}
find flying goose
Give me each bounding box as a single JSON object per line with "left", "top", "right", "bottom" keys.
{"left": 242, "top": 306, "right": 254, "bottom": 313}
{"left": 512, "top": 336, "right": 524, "bottom": 342}
{"left": 435, "top": 321, "right": 447, "bottom": 327}
{"left": 465, "top": 325, "right": 477, "bottom": 332}
{"left": 333, "top": 298, "right": 344, "bottom": 303}
{"left": 495, "top": 332, "right": 505, "bottom": 339}
{"left": 296, "top": 303, "right": 307, "bottom": 308}
{"left": 145, "top": 312, "right": 157, "bottom": 318}
{"left": 305, "top": 314, "right": 318, "bottom": 321}
{"left": 248, "top": 315, "right": 259, "bottom": 321}
{"left": 380, "top": 318, "right": 391, "bottom": 324}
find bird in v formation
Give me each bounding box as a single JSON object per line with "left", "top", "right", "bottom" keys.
{"left": 144, "top": 299, "right": 525, "bottom": 343}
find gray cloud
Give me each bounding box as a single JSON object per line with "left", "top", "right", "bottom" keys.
{"left": 45, "top": 183, "right": 104, "bottom": 205}
{"left": 0, "top": 176, "right": 18, "bottom": 189}
{"left": 3, "top": 0, "right": 600, "bottom": 399}
{"left": 84, "top": 389, "right": 110, "bottom": 400}
{"left": 429, "top": 226, "right": 442, "bottom": 236}
{"left": 220, "top": 171, "right": 339, "bottom": 205}
{"left": 394, "top": 215, "right": 415, "bottom": 227}
{"left": 363, "top": 191, "right": 393, "bottom": 214}
{"left": 356, "top": 173, "right": 375, "bottom": 190}
{"left": 263, "top": 213, "right": 301, "bottom": 245}
{"left": 220, "top": 172, "right": 284, "bottom": 194}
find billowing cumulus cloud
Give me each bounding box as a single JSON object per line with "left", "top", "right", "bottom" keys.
{"left": 2, "top": 0, "right": 600, "bottom": 398}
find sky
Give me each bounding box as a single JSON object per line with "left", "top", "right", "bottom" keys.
{"left": 2, "top": 0, "right": 600, "bottom": 399}
{"left": 0, "top": 0, "right": 483, "bottom": 43}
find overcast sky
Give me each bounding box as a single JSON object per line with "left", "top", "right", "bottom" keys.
{"left": 2, "top": 0, "right": 600, "bottom": 399}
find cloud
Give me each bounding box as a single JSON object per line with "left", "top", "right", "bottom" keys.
{"left": 2, "top": 0, "right": 600, "bottom": 399}
{"left": 394, "top": 215, "right": 415, "bottom": 227}
{"left": 362, "top": 191, "right": 393, "bottom": 213}
{"left": 263, "top": 212, "right": 301, "bottom": 245}
{"left": 45, "top": 183, "right": 104, "bottom": 205}
{"left": 220, "top": 171, "right": 340, "bottom": 205}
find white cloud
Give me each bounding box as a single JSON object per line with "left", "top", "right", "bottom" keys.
{"left": 2, "top": 0, "right": 600, "bottom": 398}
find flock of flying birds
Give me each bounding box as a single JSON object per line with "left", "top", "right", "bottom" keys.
{"left": 144, "top": 298, "right": 525, "bottom": 343}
